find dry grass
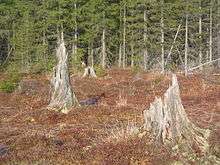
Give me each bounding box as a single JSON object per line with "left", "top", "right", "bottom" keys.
{"left": 116, "top": 92, "right": 128, "bottom": 107}
{"left": 101, "top": 121, "right": 140, "bottom": 144}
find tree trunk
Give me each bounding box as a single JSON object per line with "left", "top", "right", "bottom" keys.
{"left": 122, "top": 4, "right": 126, "bottom": 69}
{"left": 165, "top": 24, "right": 181, "bottom": 66}
{"left": 72, "top": 3, "right": 78, "bottom": 59}
{"left": 131, "top": 42, "right": 134, "bottom": 68}
{"left": 143, "top": 10, "right": 148, "bottom": 70}
{"left": 101, "top": 28, "right": 106, "bottom": 68}
{"left": 209, "top": 0, "right": 213, "bottom": 62}
{"left": 91, "top": 47, "right": 94, "bottom": 68}
{"left": 118, "top": 43, "right": 122, "bottom": 68}
{"left": 184, "top": 13, "right": 189, "bottom": 76}
{"left": 218, "top": 0, "right": 220, "bottom": 68}
{"left": 160, "top": 0, "right": 165, "bottom": 73}
{"left": 143, "top": 74, "right": 210, "bottom": 154}
{"left": 42, "top": 29, "right": 48, "bottom": 69}
{"left": 48, "top": 32, "right": 79, "bottom": 113}
{"left": 83, "top": 45, "right": 97, "bottom": 78}
{"left": 199, "top": 1, "right": 203, "bottom": 69}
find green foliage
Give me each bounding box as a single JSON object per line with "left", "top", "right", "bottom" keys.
{"left": 46, "top": 59, "right": 56, "bottom": 72}
{"left": 166, "top": 62, "right": 178, "bottom": 71}
{"left": 5, "top": 64, "right": 21, "bottom": 81}
{"left": 0, "top": 69, "right": 21, "bottom": 93}
{"left": 70, "top": 48, "right": 84, "bottom": 73}
{"left": 131, "top": 65, "right": 142, "bottom": 75}
{"left": 0, "top": 80, "right": 17, "bottom": 93}
{"left": 94, "top": 65, "right": 106, "bottom": 77}
{"left": 0, "top": 0, "right": 219, "bottom": 72}
{"left": 30, "top": 57, "right": 56, "bottom": 74}
{"left": 30, "top": 63, "right": 46, "bottom": 74}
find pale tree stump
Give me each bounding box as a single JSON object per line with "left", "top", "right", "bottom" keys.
{"left": 143, "top": 74, "right": 210, "bottom": 154}
{"left": 48, "top": 32, "right": 79, "bottom": 114}
{"left": 82, "top": 66, "right": 97, "bottom": 78}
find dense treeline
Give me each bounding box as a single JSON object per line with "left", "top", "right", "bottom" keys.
{"left": 0, "top": 0, "right": 219, "bottom": 73}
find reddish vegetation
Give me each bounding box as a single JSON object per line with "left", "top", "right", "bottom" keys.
{"left": 0, "top": 69, "right": 219, "bottom": 164}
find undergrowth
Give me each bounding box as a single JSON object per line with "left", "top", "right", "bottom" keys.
{"left": 94, "top": 65, "right": 106, "bottom": 77}
{"left": 0, "top": 69, "right": 21, "bottom": 93}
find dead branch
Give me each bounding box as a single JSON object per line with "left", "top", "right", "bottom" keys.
{"left": 188, "top": 58, "right": 220, "bottom": 72}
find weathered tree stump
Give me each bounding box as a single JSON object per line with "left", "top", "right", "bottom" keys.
{"left": 82, "top": 66, "right": 97, "bottom": 78}
{"left": 143, "top": 74, "right": 210, "bottom": 154}
{"left": 48, "top": 32, "right": 79, "bottom": 114}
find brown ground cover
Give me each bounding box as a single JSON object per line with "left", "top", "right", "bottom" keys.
{"left": 0, "top": 69, "right": 219, "bottom": 164}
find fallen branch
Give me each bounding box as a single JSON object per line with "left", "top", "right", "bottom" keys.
{"left": 188, "top": 58, "right": 220, "bottom": 71}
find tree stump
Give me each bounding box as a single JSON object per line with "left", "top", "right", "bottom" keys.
{"left": 143, "top": 74, "right": 210, "bottom": 154}
{"left": 82, "top": 66, "right": 97, "bottom": 78}
{"left": 48, "top": 32, "right": 79, "bottom": 114}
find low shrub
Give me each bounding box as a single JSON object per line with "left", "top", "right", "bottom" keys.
{"left": 166, "top": 62, "right": 177, "bottom": 71}
{"left": 0, "top": 80, "right": 17, "bottom": 93}
{"left": 0, "top": 69, "right": 21, "bottom": 93}
{"left": 30, "top": 59, "right": 56, "bottom": 74}
{"left": 70, "top": 48, "right": 84, "bottom": 73}
{"left": 46, "top": 60, "right": 56, "bottom": 72}
{"left": 131, "top": 65, "right": 142, "bottom": 75}
{"left": 30, "top": 63, "right": 45, "bottom": 74}
{"left": 94, "top": 65, "right": 106, "bottom": 77}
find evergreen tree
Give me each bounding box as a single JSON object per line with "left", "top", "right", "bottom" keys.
{"left": 0, "top": 0, "right": 219, "bottom": 72}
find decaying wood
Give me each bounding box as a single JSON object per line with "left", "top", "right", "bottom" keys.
{"left": 48, "top": 32, "right": 79, "bottom": 114}
{"left": 83, "top": 45, "right": 97, "bottom": 78}
{"left": 82, "top": 66, "right": 97, "bottom": 78}
{"left": 143, "top": 74, "right": 210, "bottom": 154}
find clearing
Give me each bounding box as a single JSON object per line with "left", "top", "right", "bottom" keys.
{"left": 0, "top": 69, "right": 219, "bottom": 164}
